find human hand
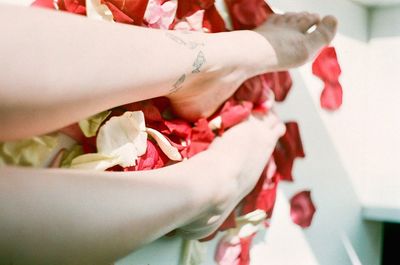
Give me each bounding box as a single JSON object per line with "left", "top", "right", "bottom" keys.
{"left": 176, "top": 113, "right": 286, "bottom": 239}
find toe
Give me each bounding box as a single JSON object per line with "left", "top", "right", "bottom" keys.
{"left": 306, "top": 15, "right": 338, "bottom": 52}
{"left": 282, "top": 12, "right": 298, "bottom": 23}
{"left": 266, "top": 14, "right": 283, "bottom": 24}
{"left": 297, "top": 13, "right": 320, "bottom": 32}
{"left": 287, "top": 12, "right": 309, "bottom": 25}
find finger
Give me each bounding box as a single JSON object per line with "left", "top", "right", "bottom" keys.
{"left": 306, "top": 15, "right": 338, "bottom": 52}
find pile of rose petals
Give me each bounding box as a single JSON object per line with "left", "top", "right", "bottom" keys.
{"left": 31, "top": 0, "right": 342, "bottom": 263}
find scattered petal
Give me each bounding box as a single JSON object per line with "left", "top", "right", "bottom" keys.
{"left": 144, "top": 0, "right": 177, "bottom": 29}
{"left": 290, "top": 190, "right": 316, "bottom": 228}
{"left": 146, "top": 127, "right": 182, "bottom": 161}
{"left": 312, "top": 47, "right": 343, "bottom": 111}
{"left": 31, "top": 0, "right": 56, "bottom": 9}
{"left": 97, "top": 111, "right": 147, "bottom": 167}
{"left": 225, "top": 0, "right": 273, "bottom": 30}
{"left": 133, "top": 140, "right": 169, "bottom": 170}
{"left": 0, "top": 135, "right": 58, "bottom": 167}
{"left": 102, "top": 0, "right": 149, "bottom": 25}
{"left": 312, "top": 47, "right": 341, "bottom": 84}
{"left": 79, "top": 110, "right": 111, "bottom": 137}
{"left": 273, "top": 122, "right": 305, "bottom": 181}
{"left": 86, "top": 0, "right": 114, "bottom": 21}
{"left": 60, "top": 144, "right": 84, "bottom": 168}
{"left": 70, "top": 153, "right": 120, "bottom": 170}
{"left": 320, "top": 82, "right": 343, "bottom": 111}
{"left": 220, "top": 100, "right": 252, "bottom": 130}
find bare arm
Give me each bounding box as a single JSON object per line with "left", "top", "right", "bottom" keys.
{"left": 0, "top": 114, "right": 285, "bottom": 265}
{"left": 0, "top": 4, "right": 273, "bottom": 141}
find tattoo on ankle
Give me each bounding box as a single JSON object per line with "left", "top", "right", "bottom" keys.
{"left": 170, "top": 74, "right": 186, "bottom": 93}
{"left": 192, "top": 51, "right": 206, "bottom": 73}
{"left": 187, "top": 41, "right": 204, "bottom": 50}
{"left": 165, "top": 32, "right": 204, "bottom": 50}
{"left": 166, "top": 32, "right": 187, "bottom": 46}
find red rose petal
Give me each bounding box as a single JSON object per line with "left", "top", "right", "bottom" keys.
{"left": 103, "top": 2, "right": 135, "bottom": 24}
{"left": 290, "top": 190, "right": 316, "bottom": 228}
{"left": 312, "top": 47, "right": 341, "bottom": 83}
{"left": 176, "top": 0, "right": 214, "bottom": 19}
{"left": 220, "top": 100, "right": 253, "bottom": 130}
{"left": 273, "top": 122, "right": 305, "bottom": 181}
{"left": 103, "top": 0, "right": 149, "bottom": 25}
{"left": 164, "top": 119, "right": 192, "bottom": 139}
{"left": 234, "top": 74, "right": 270, "bottom": 106}
{"left": 239, "top": 233, "right": 256, "bottom": 265}
{"left": 320, "top": 82, "right": 343, "bottom": 111}
{"left": 191, "top": 118, "right": 215, "bottom": 142}
{"left": 31, "top": 0, "right": 55, "bottom": 9}
{"left": 123, "top": 101, "right": 163, "bottom": 122}
{"left": 265, "top": 71, "right": 293, "bottom": 102}
{"left": 312, "top": 47, "right": 344, "bottom": 111}
{"left": 202, "top": 5, "right": 226, "bottom": 32}
{"left": 137, "top": 140, "right": 169, "bottom": 170}
{"left": 241, "top": 159, "right": 279, "bottom": 217}
{"left": 225, "top": 0, "right": 273, "bottom": 30}
{"left": 59, "top": 0, "right": 86, "bottom": 15}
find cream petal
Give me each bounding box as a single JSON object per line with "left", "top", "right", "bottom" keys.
{"left": 79, "top": 110, "right": 111, "bottom": 137}
{"left": 97, "top": 111, "right": 148, "bottom": 157}
{"left": 110, "top": 143, "right": 138, "bottom": 167}
{"left": 95, "top": 111, "right": 148, "bottom": 167}
{"left": 70, "top": 153, "right": 120, "bottom": 171}
{"left": 86, "top": 0, "right": 114, "bottom": 22}
{"left": 209, "top": 116, "right": 222, "bottom": 130}
{"left": 146, "top": 128, "right": 182, "bottom": 161}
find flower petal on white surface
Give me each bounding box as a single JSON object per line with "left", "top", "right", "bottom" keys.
{"left": 146, "top": 127, "right": 182, "bottom": 161}
{"left": 70, "top": 153, "right": 120, "bottom": 171}
{"left": 96, "top": 111, "right": 148, "bottom": 167}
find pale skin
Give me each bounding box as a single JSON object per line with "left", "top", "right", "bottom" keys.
{"left": 0, "top": 3, "right": 338, "bottom": 265}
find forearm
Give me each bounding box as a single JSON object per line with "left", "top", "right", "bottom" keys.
{"left": 0, "top": 152, "right": 226, "bottom": 265}
{"left": 0, "top": 113, "right": 283, "bottom": 264}
{"left": 0, "top": 4, "right": 272, "bottom": 141}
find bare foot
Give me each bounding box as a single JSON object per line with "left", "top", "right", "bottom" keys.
{"left": 168, "top": 13, "right": 337, "bottom": 121}
{"left": 255, "top": 12, "right": 338, "bottom": 70}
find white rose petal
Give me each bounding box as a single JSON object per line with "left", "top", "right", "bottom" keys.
{"left": 208, "top": 116, "right": 222, "bottom": 130}
{"left": 97, "top": 111, "right": 148, "bottom": 167}
{"left": 86, "top": 0, "right": 114, "bottom": 22}
{"left": 70, "top": 111, "right": 148, "bottom": 170}
{"left": 146, "top": 127, "right": 182, "bottom": 161}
